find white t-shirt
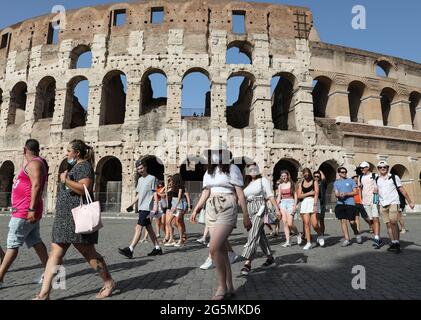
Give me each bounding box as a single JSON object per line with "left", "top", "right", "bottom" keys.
{"left": 377, "top": 174, "right": 402, "bottom": 206}
{"left": 360, "top": 173, "right": 378, "bottom": 205}
{"left": 136, "top": 175, "right": 158, "bottom": 211}
{"left": 203, "top": 164, "right": 244, "bottom": 193}
{"left": 244, "top": 178, "right": 274, "bottom": 199}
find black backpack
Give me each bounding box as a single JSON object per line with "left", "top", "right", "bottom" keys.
{"left": 375, "top": 175, "right": 406, "bottom": 210}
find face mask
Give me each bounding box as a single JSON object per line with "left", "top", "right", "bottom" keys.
{"left": 67, "top": 158, "right": 77, "bottom": 166}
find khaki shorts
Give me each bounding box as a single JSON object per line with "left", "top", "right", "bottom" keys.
{"left": 206, "top": 193, "right": 238, "bottom": 229}
{"left": 363, "top": 204, "right": 380, "bottom": 220}
{"left": 380, "top": 204, "right": 400, "bottom": 224}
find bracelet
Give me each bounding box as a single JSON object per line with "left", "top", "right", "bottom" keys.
{"left": 28, "top": 208, "right": 36, "bottom": 212}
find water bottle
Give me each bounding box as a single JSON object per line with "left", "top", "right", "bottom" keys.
{"left": 373, "top": 193, "right": 379, "bottom": 205}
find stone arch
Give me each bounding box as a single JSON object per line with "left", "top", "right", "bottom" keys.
{"left": 70, "top": 44, "right": 92, "bottom": 69}
{"left": 375, "top": 58, "right": 395, "bottom": 77}
{"left": 141, "top": 68, "right": 168, "bottom": 115}
{"left": 390, "top": 164, "right": 410, "bottom": 180}
{"left": 182, "top": 68, "right": 211, "bottom": 118}
{"left": 380, "top": 87, "right": 397, "bottom": 126}
{"left": 9, "top": 81, "right": 27, "bottom": 126}
{"left": 348, "top": 80, "right": 365, "bottom": 123}
{"left": 64, "top": 76, "right": 89, "bottom": 129}
{"left": 409, "top": 91, "right": 421, "bottom": 129}
{"left": 271, "top": 72, "right": 297, "bottom": 131}
{"left": 34, "top": 76, "right": 56, "bottom": 121}
{"left": 312, "top": 76, "right": 332, "bottom": 118}
{"left": 226, "top": 40, "right": 253, "bottom": 64}
{"left": 226, "top": 71, "right": 255, "bottom": 129}
{"left": 273, "top": 158, "right": 301, "bottom": 189}
{"left": 0, "top": 160, "right": 14, "bottom": 208}
{"left": 180, "top": 156, "right": 207, "bottom": 201}
{"left": 319, "top": 160, "right": 340, "bottom": 207}
{"left": 95, "top": 156, "right": 123, "bottom": 212}
{"left": 100, "top": 70, "right": 127, "bottom": 125}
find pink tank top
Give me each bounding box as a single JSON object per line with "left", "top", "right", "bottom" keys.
{"left": 279, "top": 184, "right": 294, "bottom": 200}
{"left": 12, "top": 157, "right": 48, "bottom": 220}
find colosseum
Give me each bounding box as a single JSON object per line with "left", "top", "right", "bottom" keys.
{"left": 1, "top": 0, "right": 421, "bottom": 213}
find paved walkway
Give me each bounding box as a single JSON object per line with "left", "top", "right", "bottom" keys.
{"left": 0, "top": 214, "right": 420, "bottom": 300}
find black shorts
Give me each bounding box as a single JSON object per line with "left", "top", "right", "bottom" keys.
{"left": 335, "top": 205, "right": 357, "bottom": 221}
{"left": 355, "top": 204, "right": 368, "bottom": 220}
{"left": 318, "top": 204, "right": 326, "bottom": 219}
{"left": 138, "top": 210, "right": 152, "bottom": 227}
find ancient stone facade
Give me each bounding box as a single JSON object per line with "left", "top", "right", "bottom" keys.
{"left": 0, "top": 0, "right": 421, "bottom": 212}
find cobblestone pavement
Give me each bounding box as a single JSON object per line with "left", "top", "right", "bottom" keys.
{"left": 0, "top": 214, "right": 421, "bottom": 300}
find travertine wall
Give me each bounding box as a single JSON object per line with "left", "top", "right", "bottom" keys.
{"left": 0, "top": 0, "right": 420, "bottom": 212}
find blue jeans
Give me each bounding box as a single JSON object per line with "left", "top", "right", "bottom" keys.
{"left": 7, "top": 217, "right": 42, "bottom": 249}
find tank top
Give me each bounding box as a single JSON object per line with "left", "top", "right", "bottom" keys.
{"left": 12, "top": 157, "right": 48, "bottom": 220}
{"left": 301, "top": 180, "right": 315, "bottom": 195}
{"left": 279, "top": 183, "right": 294, "bottom": 200}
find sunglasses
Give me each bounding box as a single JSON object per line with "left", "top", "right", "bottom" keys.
{"left": 378, "top": 166, "right": 388, "bottom": 169}
{"left": 339, "top": 171, "right": 347, "bottom": 174}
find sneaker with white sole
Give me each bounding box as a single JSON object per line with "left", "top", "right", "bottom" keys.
{"left": 317, "top": 236, "right": 325, "bottom": 247}
{"left": 341, "top": 240, "right": 351, "bottom": 247}
{"left": 356, "top": 235, "right": 362, "bottom": 244}
{"left": 196, "top": 238, "right": 207, "bottom": 245}
{"left": 33, "top": 273, "right": 44, "bottom": 284}
{"left": 200, "top": 257, "right": 214, "bottom": 270}
{"left": 282, "top": 242, "right": 291, "bottom": 248}
{"left": 228, "top": 251, "right": 238, "bottom": 264}
{"left": 297, "top": 234, "right": 302, "bottom": 245}
{"left": 303, "top": 242, "right": 312, "bottom": 250}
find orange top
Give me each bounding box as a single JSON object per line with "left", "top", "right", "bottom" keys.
{"left": 354, "top": 193, "right": 361, "bottom": 205}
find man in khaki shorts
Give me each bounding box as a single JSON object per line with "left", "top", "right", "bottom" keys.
{"left": 376, "top": 161, "right": 414, "bottom": 253}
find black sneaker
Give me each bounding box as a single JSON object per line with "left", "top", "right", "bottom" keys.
{"left": 148, "top": 248, "right": 163, "bottom": 256}
{"left": 262, "top": 257, "right": 276, "bottom": 268}
{"left": 387, "top": 243, "right": 400, "bottom": 253}
{"left": 372, "top": 239, "right": 382, "bottom": 249}
{"left": 118, "top": 247, "right": 133, "bottom": 259}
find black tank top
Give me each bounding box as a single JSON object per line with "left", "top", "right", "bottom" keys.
{"left": 302, "top": 180, "right": 314, "bottom": 194}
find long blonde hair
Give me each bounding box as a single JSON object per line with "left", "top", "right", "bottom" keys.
{"left": 279, "top": 170, "right": 295, "bottom": 191}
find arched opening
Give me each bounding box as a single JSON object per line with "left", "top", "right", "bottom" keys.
{"left": 0, "top": 161, "right": 14, "bottom": 209}
{"left": 376, "top": 60, "right": 392, "bottom": 77}
{"left": 141, "top": 69, "right": 167, "bottom": 115}
{"left": 181, "top": 69, "right": 211, "bottom": 118}
{"left": 96, "top": 157, "right": 123, "bottom": 212}
{"left": 226, "top": 73, "right": 254, "bottom": 129}
{"left": 409, "top": 92, "right": 421, "bottom": 129}
{"left": 319, "top": 161, "right": 339, "bottom": 208}
{"left": 380, "top": 88, "right": 396, "bottom": 126}
{"left": 312, "top": 76, "right": 331, "bottom": 118}
{"left": 35, "top": 76, "right": 56, "bottom": 121}
{"left": 348, "top": 81, "right": 365, "bottom": 123}
{"left": 390, "top": 164, "right": 410, "bottom": 180}
{"left": 9, "top": 82, "right": 27, "bottom": 125}
{"left": 70, "top": 45, "right": 92, "bottom": 69}
{"left": 180, "top": 156, "right": 207, "bottom": 204}
{"left": 273, "top": 159, "right": 300, "bottom": 190}
{"left": 64, "top": 76, "right": 89, "bottom": 129}
{"left": 101, "top": 70, "right": 127, "bottom": 125}
{"left": 137, "top": 155, "right": 165, "bottom": 181}
{"left": 226, "top": 41, "right": 252, "bottom": 64}
{"left": 271, "top": 73, "right": 296, "bottom": 130}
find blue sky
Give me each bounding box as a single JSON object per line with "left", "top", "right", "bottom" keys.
{"left": 1, "top": 0, "right": 419, "bottom": 113}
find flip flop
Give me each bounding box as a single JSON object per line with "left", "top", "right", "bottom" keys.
{"left": 96, "top": 280, "right": 116, "bottom": 299}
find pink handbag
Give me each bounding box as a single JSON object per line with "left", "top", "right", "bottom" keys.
{"left": 72, "top": 185, "right": 103, "bottom": 234}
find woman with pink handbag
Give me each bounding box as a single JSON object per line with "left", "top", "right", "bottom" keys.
{"left": 34, "top": 140, "right": 115, "bottom": 300}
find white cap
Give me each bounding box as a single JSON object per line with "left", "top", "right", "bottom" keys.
{"left": 377, "top": 161, "right": 389, "bottom": 167}
{"left": 359, "top": 161, "right": 370, "bottom": 168}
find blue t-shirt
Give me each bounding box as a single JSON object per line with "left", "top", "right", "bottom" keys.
{"left": 334, "top": 178, "right": 357, "bottom": 205}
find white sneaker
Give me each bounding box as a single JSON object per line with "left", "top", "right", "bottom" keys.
{"left": 33, "top": 273, "right": 44, "bottom": 284}
{"left": 317, "top": 236, "right": 325, "bottom": 247}
{"left": 207, "top": 243, "right": 210, "bottom": 248}
{"left": 282, "top": 242, "right": 291, "bottom": 248}
{"left": 196, "top": 238, "right": 207, "bottom": 245}
{"left": 303, "top": 242, "right": 312, "bottom": 250}
{"left": 228, "top": 251, "right": 238, "bottom": 264}
{"left": 200, "top": 257, "right": 214, "bottom": 270}
{"left": 356, "top": 235, "right": 362, "bottom": 244}
{"left": 297, "top": 234, "right": 302, "bottom": 245}
{"left": 341, "top": 240, "right": 351, "bottom": 247}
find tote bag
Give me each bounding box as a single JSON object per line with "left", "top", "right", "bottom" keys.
{"left": 72, "top": 185, "right": 103, "bottom": 234}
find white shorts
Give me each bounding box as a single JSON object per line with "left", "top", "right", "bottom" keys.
{"left": 363, "top": 204, "right": 379, "bottom": 220}
{"left": 300, "top": 197, "right": 320, "bottom": 214}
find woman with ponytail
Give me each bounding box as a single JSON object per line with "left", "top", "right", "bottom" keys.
{"left": 34, "top": 140, "right": 115, "bottom": 300}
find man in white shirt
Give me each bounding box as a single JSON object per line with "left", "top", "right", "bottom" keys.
{"left": 358, "top": 162, "right": 381, "bottom": 249}
{"left": 376, "top": 161, "right": 414, "bottom": 253}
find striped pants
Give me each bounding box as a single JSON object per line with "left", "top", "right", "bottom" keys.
{"left": 241, "top": 197, "right": 272, "bottom": 260}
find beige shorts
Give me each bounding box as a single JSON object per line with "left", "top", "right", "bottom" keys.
{"left": 206, "top": 193, "right": 238, "bottom": 229}
{"left": 380, "top": 204, "right": 399, "bottom": 224}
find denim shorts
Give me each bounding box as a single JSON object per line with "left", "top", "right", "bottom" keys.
{"left": 7, "top": 217, "right": 42, "bottom": 249}
{"left": 280, "top": 199, "right": 295, "bottom": 215}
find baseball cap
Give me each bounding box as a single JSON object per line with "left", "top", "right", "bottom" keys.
{"left": 359, "top": 161, "right": 370, "bottom": 168}
{"left": 135, "top": 159, "right": 144, "bottom": 168}
{"left": 377, "top": 161, "right": 389, "bottom": 167}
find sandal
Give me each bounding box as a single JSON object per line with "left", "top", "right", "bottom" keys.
{"left": 33, "top": 294, "right": 50, "bottom": 300}
{"left": 211, "top": 292, "right": 227, "bottom": 300}
{"left": 241, "top": 264, "right": 251, "bottom": 276}
{"left": 96, "top": 280, "right": 116, "bottom": 299}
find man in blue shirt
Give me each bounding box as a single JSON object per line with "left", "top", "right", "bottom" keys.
{"left": 334, "top": 167, "right": 362, "bottom": 247}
